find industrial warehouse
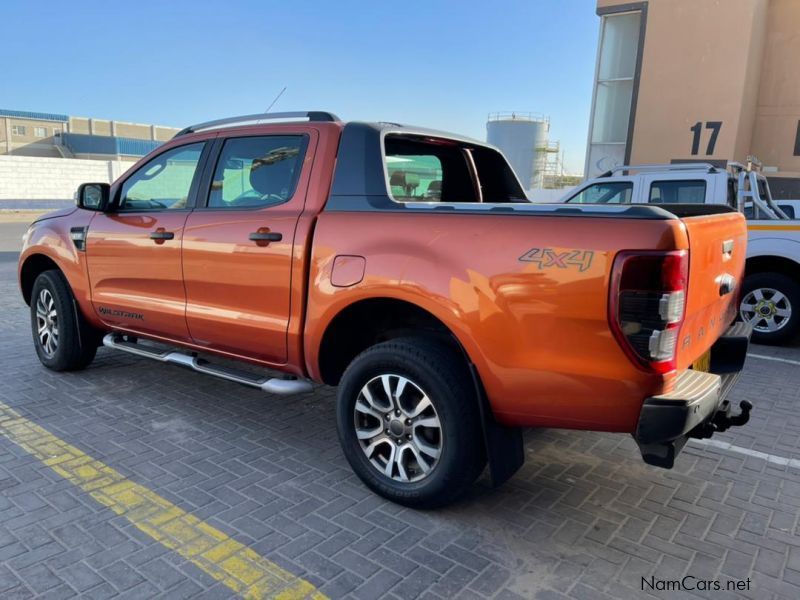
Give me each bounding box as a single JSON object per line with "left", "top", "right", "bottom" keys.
{"left": 1, "top": 1, "right": 799, "bottom": 600}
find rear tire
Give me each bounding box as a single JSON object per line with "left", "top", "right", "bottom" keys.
{"left": 740, "top": 272, "right": 800, "bottom": 345}
{"left": 30, "top": 270, "right": 98, "bottom": 371}
{"left": 336, "top": 337, "right": 486, "bottom": 509}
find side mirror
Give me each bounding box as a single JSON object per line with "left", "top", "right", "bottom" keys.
{"left": 77, "top": 183, "right": 110, "bottom": 211}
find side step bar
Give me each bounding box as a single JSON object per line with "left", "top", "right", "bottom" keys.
{"left": 102, "top": 334, "right": 314, "bottom": 395}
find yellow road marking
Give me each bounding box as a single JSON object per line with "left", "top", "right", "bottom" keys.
{"left": 748, "top": 224, "right": 800, "bottom": 231}
{"left": 0, "top": 401, "right": 327, "bottom": 600}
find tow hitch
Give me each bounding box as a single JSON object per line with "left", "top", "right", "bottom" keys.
{"left": 635, "top": 322, "right": 753, "bottom": 469}
{"left": 689, "top": 399, "right": 753, "bottom": 439}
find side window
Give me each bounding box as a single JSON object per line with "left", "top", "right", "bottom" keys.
{"left": 208, "top": 135, "right": 306, "bottom": 208}
{"left": 119, "top": 143, "right": 204, "bottom": 211}
{"left": 565, "top": 182, "right": 632, "bottom": 204}
{"left": 648, "top": 180, "right": 706, "bottom": 204}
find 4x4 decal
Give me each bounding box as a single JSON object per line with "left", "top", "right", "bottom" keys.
{"left": 519, "top": 248, "right": 594, "bottom": 272}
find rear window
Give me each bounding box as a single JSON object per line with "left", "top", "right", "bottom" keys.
{"left": 648, "top": 180, "right": 706, "bottom": 203}
{"left": 384, "top": 135, "right": 526, "bottom": 203}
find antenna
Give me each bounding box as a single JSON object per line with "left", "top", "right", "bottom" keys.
{"left": 265, "top": 86, "right": 287, "bottom": 113}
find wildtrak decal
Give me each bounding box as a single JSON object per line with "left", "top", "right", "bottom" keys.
{"left": 98, "top": 307, "right": 144, "bottom": 321}
{"left": 519, "top": 248, "right": 594, "bottom": 272}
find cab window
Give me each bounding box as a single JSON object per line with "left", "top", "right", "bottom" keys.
{"left": 565, "top": 181, "right": 632, "bottom": 204}
{"left": 208, "top": 135, "right": 306, "bottom": 208}
{"left": 119, "top": 143, "right": 205, "bottom": 211}
{"left": 648, "top": 180, "right": 706, "bottom": 203}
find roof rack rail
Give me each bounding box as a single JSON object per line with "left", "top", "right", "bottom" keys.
{"left": 599, "top": 162, "right": 719, "bottom": 177}
{"left": 174, "top": 111, "right": 340, "bottom": 138}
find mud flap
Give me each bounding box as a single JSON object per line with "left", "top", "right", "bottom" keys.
{"left": 468, "top": 364, "right": 525, "bottom": 486}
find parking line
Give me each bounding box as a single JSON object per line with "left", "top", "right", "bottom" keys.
{"left": 0, "top": 401, "right": 327, "bottom": 600}
{"left": 747, "top": 353, "right": 800, "bottom": 367}
{"left": 692, "top": 438, "right": 800, "bottom": 469}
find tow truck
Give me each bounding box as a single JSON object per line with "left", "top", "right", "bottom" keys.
{"left": 563, "top": 159, "right": 800, "bottom": 345}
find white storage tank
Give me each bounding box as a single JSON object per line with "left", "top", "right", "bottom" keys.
{"left": 487, "top": 112, "right": 550, "bottom": 189}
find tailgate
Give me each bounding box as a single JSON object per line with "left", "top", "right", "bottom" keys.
{"left": 677, "top": 211, "right": 748, "bottom": 369}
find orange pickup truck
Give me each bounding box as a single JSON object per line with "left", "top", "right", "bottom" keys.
{"left": 19, "top": 112, "right": 753, "bottom": 508}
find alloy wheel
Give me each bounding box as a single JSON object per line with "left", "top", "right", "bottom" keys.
{"left": 36, "top": 288, "right": 59, "bottom": 357}
{"left": 353, "top": 374, "right": 443, "bottom": 482}
{"left": 740, "top": 287, "right": 792, "bottom": 333}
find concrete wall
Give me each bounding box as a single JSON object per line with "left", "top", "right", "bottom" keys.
{"left": 752, "top": 0, "right": 800, "bottom": 176}
{"left": 733, "top": 0, "right": 769, "bottom": 164}
{"left": 593, "top": 0, "right": 800, "bottom": 183}
{"left": 69, "top": 117, "right": 90, "bottom": 135}
{"left": 0, "top": 155, "right": 135, "bottom": 200}
{"left": 627, "top": 0, "right": 769, "bottom": 166}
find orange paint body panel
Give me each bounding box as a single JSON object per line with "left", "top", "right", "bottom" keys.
{"left": 305, "top": 211, "right": 699, "bottom": 431}
{"left": 181, "top": 126, "right": 322, "bottom": 364}
{"left": 86, "top": 211, "right": 193, "bottom": 341}
{"left": 676, "top": 213, "right": 748, "bottom": 370}
{"left": 19, "top": 207, "right": 96, "bottom": 321}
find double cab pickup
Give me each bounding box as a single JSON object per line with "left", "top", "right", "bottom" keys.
{"left": 19, "top": 111, "right": 752, "bottom": 507}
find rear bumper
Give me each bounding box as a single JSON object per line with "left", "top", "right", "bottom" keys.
{"left": 634, "top": 322, "right": 753, "bottom": 468}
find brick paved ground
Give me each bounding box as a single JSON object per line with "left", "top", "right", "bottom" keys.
{"left": 1, "top": 252, "right": 799, "bottom": 599}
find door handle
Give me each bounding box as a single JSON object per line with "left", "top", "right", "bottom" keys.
{"left": 249, "top": 231, "right": 282, "bottom": 243}
{"left": 149, "top": 230, "right": 175, "bottom": 241}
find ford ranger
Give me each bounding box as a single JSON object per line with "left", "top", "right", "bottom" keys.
{"left": 19, "top": 111, "right": 753, "bottom": 508}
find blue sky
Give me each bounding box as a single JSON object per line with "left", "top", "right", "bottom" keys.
{"left": 5, "top": 1, "right": 599, "bottom": 173}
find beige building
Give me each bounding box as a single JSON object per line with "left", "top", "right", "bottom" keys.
{"left": 586, "top": 0, "right": 800, "bottom": 198}
{"left": 0, "top": 109, "right": 180, "bottom": 160}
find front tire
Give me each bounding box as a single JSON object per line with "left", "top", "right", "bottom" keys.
{"left": 30, "top": 270, "right": 98, "bottom": 371}
{"left": 336, "top": 337, "right": 486, "bottom": 509}
{"left": 740, "top": 272, "right": 800, "bottom": 345}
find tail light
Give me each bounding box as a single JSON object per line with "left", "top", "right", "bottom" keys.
{"left": 609, "top": 250, "right": 688, "bottom": 374}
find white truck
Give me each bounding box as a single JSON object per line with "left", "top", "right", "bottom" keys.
{"left": 562, "top": 161, "right": 800, "bottom": 345}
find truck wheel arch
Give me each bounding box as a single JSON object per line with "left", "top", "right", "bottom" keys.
{"left": 316, "top": 297, "right": 470, "bottom": 386}
{"left": 745, "top": 255, "right": 800, "bottom": 280}
{"left": 20, "top": 253, "right": 61, "bottom": 305}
